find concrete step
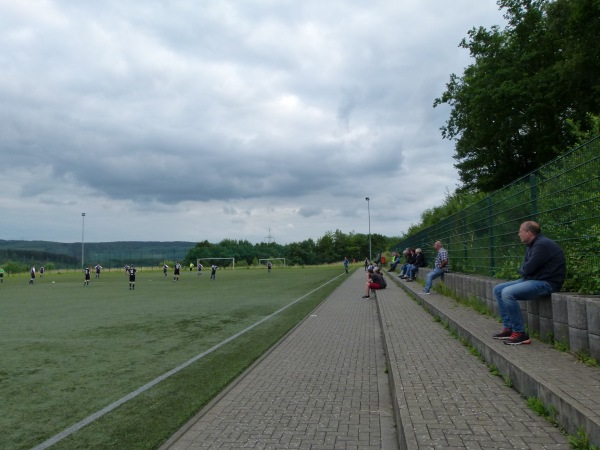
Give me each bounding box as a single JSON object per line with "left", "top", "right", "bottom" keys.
{"left": 383, "top": 272, "right": 600, "bottom": 448}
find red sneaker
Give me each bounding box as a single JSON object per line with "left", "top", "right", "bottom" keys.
{"left": 504, "top": 332, "right": 531, "bottom": 345}
{"left": 492, "top": 328, "right": 512, "bottom": 340}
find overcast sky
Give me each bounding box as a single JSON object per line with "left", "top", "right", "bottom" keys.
{"left": 0, "top": 0, "right": 505, "bottom": 244}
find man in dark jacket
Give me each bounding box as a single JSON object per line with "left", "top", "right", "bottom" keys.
{"left": 492, "top": 221, "right": 566, "bottom": 345}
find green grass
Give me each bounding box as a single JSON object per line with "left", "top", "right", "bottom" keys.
{"left": 0, "top": 266, "right": 347, "bottom": 449}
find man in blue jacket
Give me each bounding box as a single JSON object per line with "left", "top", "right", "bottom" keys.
{"left": 492, "top": 221, "right": 566, "bottom": 345}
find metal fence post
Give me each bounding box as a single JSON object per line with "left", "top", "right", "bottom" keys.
{"left": 488, "top": 195, "right": 495, "bottom": 277}
{"left": 530, "top": 173, "right": 538, "bottom": 221}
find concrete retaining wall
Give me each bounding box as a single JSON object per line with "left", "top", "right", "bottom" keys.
{"left": 417, "top": 268, "right": 600, "bottom": 360}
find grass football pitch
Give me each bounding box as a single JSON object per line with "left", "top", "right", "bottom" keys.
{"left": 0, "top": 265, "right": 349, "bottom": 449}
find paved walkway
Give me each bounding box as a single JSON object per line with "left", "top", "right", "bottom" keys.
{"left": 160, "top": 269, "right": 397, "bottom": 449}
{"left": 161, "top": 270, "right": 571, "bottom": 449}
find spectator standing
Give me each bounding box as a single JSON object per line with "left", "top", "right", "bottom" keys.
{"left": 343, "top": 257, "right": 349, "bottom": 274}
{"left": 492, "top": 221, "right": 566, "bottom": 345}
{"left": 421, "top": 241, "right": 449, "bottom": 294}
{"left": 0, "top": 266, "right": 4, "bottom": 283}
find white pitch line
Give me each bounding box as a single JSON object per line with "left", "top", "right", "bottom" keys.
{"left": 31, "top": 272, "right": 346, "bottom": 450}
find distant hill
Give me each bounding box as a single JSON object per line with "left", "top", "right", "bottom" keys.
{"left": 0, "top": 240, "right": 196, "bottom": 268}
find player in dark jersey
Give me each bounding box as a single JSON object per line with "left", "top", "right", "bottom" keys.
{"left": 84, "top": 266, "right": 91, "bottom": 286}
{"left": 173, "top": 262, "right": 181, "bottom": 282}
{"left": 128, "top": 265, "right": 137, "bottom": 290}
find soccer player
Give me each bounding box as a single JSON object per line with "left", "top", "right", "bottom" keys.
{"left": 84, "top": 266, "right": 91, "bottom": 286}
{"left": 128, "top": 265, "right": 137, "bottom": 290}
{"left": 210, "top": 264, "right": 217, "bottom": 280}
{"left": 163, "top": 263, "right": 169, "bottom": 277}
{"left": 197, "top": 262, "right": 203, "bottom": 276}
{"left": 95, "top": 264, "right": 102, "bottom": 278}
{"left": 0, "top": 266, "right": 4, "bottom": 283}
{"left": 29, "top": 266, "right": 36, "bottom": 285}
{"left": 174, "top": 261, "right": 181, "bottom": 282}
{"left": 267, "top": 261, "right": 272, "bottom": 273}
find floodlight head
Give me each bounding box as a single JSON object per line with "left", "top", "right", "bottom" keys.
{"left": 365, "top": 197, "right": 369, "bottom": 201}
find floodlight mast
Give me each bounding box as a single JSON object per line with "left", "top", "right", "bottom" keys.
{"left": 81, "top": 212, "right": 86, "bottom": 269}
{"left": 365, "top": 197, "right": 371, "bottom": 262}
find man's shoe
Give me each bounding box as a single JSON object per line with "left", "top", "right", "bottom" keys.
{"left": 420, "top": 291, "right": 430, "bottom": 295}
{"left": 504, "top": 332, "right": 531, "bottom": 345}
{"left": 362, "top": 295, "right": 370, "bottom": 299}
{"left": 492, "top": 328, "right": 513, "bottom": 340}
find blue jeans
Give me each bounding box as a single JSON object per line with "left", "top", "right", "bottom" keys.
{"left": 399, "top": 263, "right": 411, "bottom": 276}
{"left": 405, "top": 264, "right": 418, "bottom": 280}
{"left": 493, "top": 279, "right": 554, "bottom": 333}
{"left": 423, "top": 268, "right": 445, "bottom": 292}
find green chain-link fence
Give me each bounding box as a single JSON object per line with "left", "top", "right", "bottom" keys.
{"left": 393, "top": 135, "right": 600, "bottom": 294}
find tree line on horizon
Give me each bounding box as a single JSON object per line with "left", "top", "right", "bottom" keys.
{"left": 184, "top": 231, "right": 399, "bottom": 267}
{"left": 0, "top": 231, "right": 402, "bottom": 273}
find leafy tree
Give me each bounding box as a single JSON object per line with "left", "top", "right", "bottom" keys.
{"left": 316, "top": 232, "right": 336, "bottom": 264}
{"left": 434, "top": 0, "right": 600, "bottom": 192}
{"left": 288, "top": 240, "right": 317, "bottom": 266}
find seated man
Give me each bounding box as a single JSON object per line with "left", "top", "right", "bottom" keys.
{"left": 362, "top": 267, "right": 386, "bottom": 298}
{"left": 421, "top": 241, "right": 449, "bottom": 293}
{"left": 492, "top": 221, "right": 565, "bottom": 345}
{"left": 389, "top": 252, "right": 401, "bottom": 272}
